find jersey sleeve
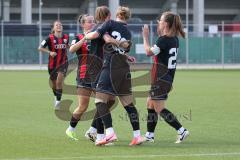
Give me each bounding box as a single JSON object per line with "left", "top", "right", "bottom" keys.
{"left": 40, "top": 37, "right": 50, "bottom": 48}
{"left": 96, "top": 20, "right": 112, "bottom": 37}
{"left": 151, "top": 37, "right": 167, "bottom": 55}
{"left": 71, "top": 36, "right": 79, "bottom": 45}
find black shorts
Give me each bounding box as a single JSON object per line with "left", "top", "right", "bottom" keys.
{"left": 96, "top": 66, "right": 132, "bottom": 96}
{"left": 76, "top": 76, "right": 99, "bottom": 90}
{"left": 48, "top": 63, "right": 68, "bottom": 81}
{"left": 76, "top": 79, "right": 92, "bottom": 89}
{"left": 149, "top": 74, "right": 173, "bottom": 100}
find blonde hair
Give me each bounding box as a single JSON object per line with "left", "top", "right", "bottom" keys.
{"left": 95, "top": 6, "right": 110, "bottom": 23}
{"left": 51, "top": 20, "right": 62, "bottom": 34}
{"left": 162, "top": 11, "right": 185, "bottom": 38}
{"left": 116, "top": 6, "right": 131, "bottom": 21}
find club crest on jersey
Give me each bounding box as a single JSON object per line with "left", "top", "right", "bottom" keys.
{"left": 63, "top": 39, "right": 67, "bottom": 43}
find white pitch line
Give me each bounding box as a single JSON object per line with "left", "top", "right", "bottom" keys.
{"left": 1, "top": 152, "right": 240, "bottom": 160}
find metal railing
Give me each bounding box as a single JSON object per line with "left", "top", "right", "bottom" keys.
{"left": 0, "top": 22, "right": 240, "bottom": 69}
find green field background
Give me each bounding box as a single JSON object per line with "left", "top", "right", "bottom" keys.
{"left": 0, "top": 70, "right": 240, "bottom": 160}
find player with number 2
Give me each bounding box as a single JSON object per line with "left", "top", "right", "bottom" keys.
{"left": 142, "top": 11, "right": 189, "bottom": 144}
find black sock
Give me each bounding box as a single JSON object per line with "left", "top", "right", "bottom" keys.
{"left": 96, "top": 114, "right": 104, "bottom": 134}
{"left": 70, "top": 115, "right": 80, "bottom": 128}
{"left": 160, "top": 108, "right": 182, "bottom": 131}
{"left": 52, "top": 89, "right": 57, "bottom": 96}
{"left": 96, "top": 102, "right": 112, "bottom": 129}
{"left": 55, "top": 89, "right": 62, "bottom": 101}
{"left": 91, "top": 111, "right": 104, "bottom": 134}
{"left": 124, "top": 103, "right": 140, "bottom": 131}
{"left": 147, "top": 108, "right": 158, "bottom": 132}
{"left": 91, "top": 101, "right": 115, "bottom": 132}
{"left": 91, "top": 113, "right": 97, "bottom": 129}
{"left": 107, "top": 100, "right": 115, "bottom": 110}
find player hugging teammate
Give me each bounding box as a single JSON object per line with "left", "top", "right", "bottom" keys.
{"left": 38, "top": 6, "right": 189, "bottom": 146}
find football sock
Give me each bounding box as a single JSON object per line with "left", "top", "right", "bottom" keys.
{"left": 52, "top": 89, "right": 57, "bottom": 96}
{"left": 67, "top": 125, "right": 75, "bottom": 132}
{"left": 106, "top": 127, "right": 114, "bottom": 136}
{"left": 69, "top": 115, "right": 80, "bottom": 128}
{"left": 177, "top": 127, "right": 185, "bottom": 134}
{"left": 147, "top": 108, "right": 158, "bottom": 133}
{"left": 107, "top": 100, "right": 115, "bottom": 109}
{"left": 96, "top": 102, "right": 113, "bottom": 129}
{"left": 133, "top": 130, "right": 141, "bottom": 138}
{"left": 96, "top": 134, "right": 105, "bottom": 141}
{"left": 145, "top": 131, "right": 154, "bottom": 138}
{"left": 56, "top": 89, "right": 62, "bottom": 101}
{"left": 91, "top": 112, "right": 97, "bottom": 129}
{"left": 89, "top": 126, "right": 97, "bottom": 133}
{"left": 124, "top": 103, "right": 140, "bottom": 131}
{"left": 91, "top": 100, "right": 115, "bottom": 129}
{"left": 160, "top": 108, "right": 182, "bottom": 131}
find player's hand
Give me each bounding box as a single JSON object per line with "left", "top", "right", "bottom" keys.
{"left": 49, "top": 51, "right": 57, "bottom": 57}
{"left": 127, "top": 55, "right": 136, "bottom": 63}
{"left": 119, "top": 40, "right": 132, "bottom": 49}
{"left": 142, "top": 24, "right": 150, "bottom": 38}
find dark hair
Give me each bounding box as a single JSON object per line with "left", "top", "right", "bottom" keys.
{"left": 78, "top": 14, "right": 90, "bottom": 24}
{"left": 51, "top": 20, "right": 62, "bottom": 34}
{"left": 162, "top": 11, "right": 185, "bottom": 38}
{"left": 116, "top": 6, "right": 131, "bottom": 21}
{"left": 95, "top": 6, "right": 110, "bottom": 23}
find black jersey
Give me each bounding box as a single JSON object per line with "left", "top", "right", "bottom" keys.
{"left": 90, "top": 23, "right": 105, "bottom": 59}
{"left": 97, "top": 20, "right": 132, "bottom": 42}
{"left": 152, "top": 35, "right": 179, "bottom": 81}
{"left": 96, "top": 20, "right": 132, "bottom": 68}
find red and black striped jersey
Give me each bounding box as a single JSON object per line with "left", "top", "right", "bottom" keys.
{"left": 71, "top": 34, "right": 90, "bottom": 79}
{"left": 71, "top": 34, "right": 102, "bottom": 81}
{"left": 41, "top": 34, "right": 69, "bottom": 69}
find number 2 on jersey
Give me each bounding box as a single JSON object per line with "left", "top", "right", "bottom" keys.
{"left": 168, "top": 48, "right": 178, "bottom": 69}
{"left": 112, "top": 31, "right": 126, "bottom": 42}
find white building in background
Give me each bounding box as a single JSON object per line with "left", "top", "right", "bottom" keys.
{"left": 1, "top": 0, "right": 240, "bottom": 26}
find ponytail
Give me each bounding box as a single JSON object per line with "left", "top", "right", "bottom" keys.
{"left": 162, "top": 12, "right": 185, "bottom": 38}
{"left": 173, "top": 14, "right": 185, "bottom": 38}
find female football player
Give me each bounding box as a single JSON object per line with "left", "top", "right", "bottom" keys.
{"left": 85, "top": 6, "right": 143, "bottom": 146}
{"left": 66, "top": 7, "right": 117, "bottom": 142}
{"left": 38, "top": 20, "right": 69, "bottom": 109}
{"left": 65, "top": 14, "right": 95, "bottom": 141}
{"left": 142, "top": 11, "right": 189, "bottom": 143}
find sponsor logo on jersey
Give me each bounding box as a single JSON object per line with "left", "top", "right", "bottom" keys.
{"left": 55, "top": 44, "right": 67, "bottom": 49}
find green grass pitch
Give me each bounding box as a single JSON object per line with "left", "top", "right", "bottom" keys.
{"left": 0, "top": 70, "right": 240, "bottom": 160}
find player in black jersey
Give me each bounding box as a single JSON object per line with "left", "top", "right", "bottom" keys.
{"left": 66, "top": 7, "right": 117, "bottom": 143}
{"left": 85, "top": 6, "right": 143, "bottom": 146}
{"left": 38, "top": 20, "right": 69, "bottom": 109}
{"left": 142, "top": 11, "right": 189, "bottom": 143}
{"left": 84, "top": 6, "right": 118, "bottom": 145}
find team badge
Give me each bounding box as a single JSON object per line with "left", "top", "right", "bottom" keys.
{"left": 64, "top": 39, "right": 67, "bottom": 43}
